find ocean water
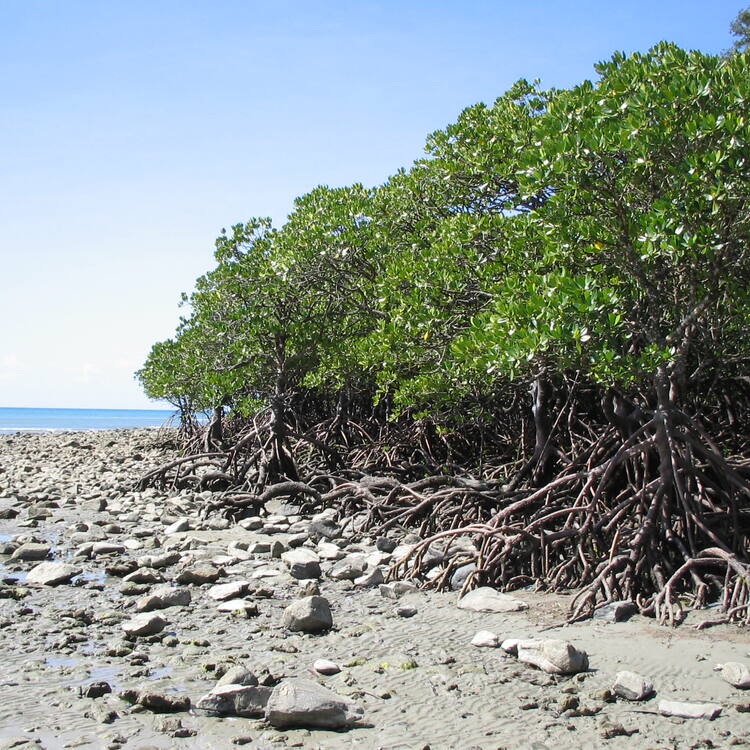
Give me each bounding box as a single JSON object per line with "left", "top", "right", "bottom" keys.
{"left": 0, "top": 407, "right": 177, "bottom": 432}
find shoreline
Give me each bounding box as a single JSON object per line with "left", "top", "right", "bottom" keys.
{"left": 0, "top": 430, "right": 748, "bottom": 749}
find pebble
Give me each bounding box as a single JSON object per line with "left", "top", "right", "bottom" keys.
{"left": 471, "top": 630, "right": 501, "bottom": 648}
{"left": 313, "top": 659, "right": 341, "bottom": 675}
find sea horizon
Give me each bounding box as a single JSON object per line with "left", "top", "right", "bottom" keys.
{"left": 0, "top": 406, "right": 178, "bottom": 432}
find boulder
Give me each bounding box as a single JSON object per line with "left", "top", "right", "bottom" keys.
{"left": 716, "top": 662, "right": 750, "bottom": 689}
{"left": 516, "top": 639, "right": 589, "bottom": 675}
{"left": 11, "top": 543, "right": 51, "bottom": 561}
{"left": 195, "top": 684, "right": 271, "bottom": 718}
{"left": 265, "top": 679, "right": 363, "bottom": 729}
{"left": 281, "top": 549, "right": 321, "bottom": 580}
{"left": 612, "top": 671, "right": 654, "bottom": 700}
{"left": 121, "top": 613, "right": 167, "bottom": 637}
{"left": 135, "top": 585, "right": 191, "bottom": 612}
{"left": 281, "top": 595, "right": 332, "bottom": 633}
{"left": 458, "top": 587, "right": 528, "bottom": 613}
{"left": 26, "top": 562, "right": 81, "bottom": 586}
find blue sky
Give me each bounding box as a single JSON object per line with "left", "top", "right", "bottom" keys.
{"left": 0, "top": 0, "right": 743, "bottom": 408}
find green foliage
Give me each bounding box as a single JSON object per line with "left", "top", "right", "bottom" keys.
{"left": 140, "top": 44, "right": 750, "bottom": 424}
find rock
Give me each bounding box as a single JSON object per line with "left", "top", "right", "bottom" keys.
{"left": 26, "top": 562, "right": 81, "bottom": 586}
{"left": 122, "top": 689, "right": 191, "bottom": 713}
{"left": 308, "top": 516, "right": 341, "bottom": 541}
{"left": 135, "top": 585, "right": 191, "bottom": 612}
{"left": 375, "top": 537, "right": 397, "bottom": 553}
{"left": 450, "top": 562, "right": 476, "bottom": 591}
{"left": 91, "top": 542, "right": 126, "bottom": 556}
{"left": 175, "top": 565, "right": 222, "bottom": 585}
{"left": 265, "top": 679, "right": 363, "bottom": 729}
{"left": 216, "top": 599, "right": 259, "bottom": 616}
{"left": 281, "top": 595, "right": 332, "bottom": 633}
{"left": 208, "top": 580, "right": 250, "bottom": 601}
{"left": 316, "top": 542, "right": 344, "bottom": 560}
{"left": 396, "top": 606, "right": 417, "bottom": 618}
{"left": 593, "top": 600, "right": 637, "bottom": 623}
{"left": 164, "top": 517, "right": 191, "bottom": 535}
{"left": 144, "top": 551, "right": 181, "bottom": 569}
{"left": 612, "top": 671, "right": 654, "bottom": 700}
{"left": 329, "top": 555, "right": 367, "bottom": 581}
{"left": 298, "top": 579, "right": 320, "bottom": 596}
{"left": 458, "top": 587, "right": 528, "bottom": 613}
{"left": 516, "top": 639, "right": 589, "bottom": 675}
{"left": 379, "top": 581, "right": 418, "bottom": 599}
{"left": 281, "top": 549, "right": 321, "bottom": 580}
{"left": 600, "top": 719, "right": 638, "bottom": 739}
{"left": 716, "top": 662, "right": 750, "bottom": 689}
{"left": 471, "top": 630, "right": 501, "bottom": 648}
{"left": 78, "top": 681, "right": 112, "bottom": 699}
{"left": 313, "top": 659, "right": 341, "bottom": 675}
{"left": 123, "top": 567, "right": 165, "bottom": 585}
{"left": 354, "top": 567, "right": 384, "bottom": 587}
{"left": 10, "top": 543, "right": 51, "bottom": 561}
{"left": 658, "top": 700, "right": 722, "bottom": 719}
{"left": 216, "top": 666, "right": 259, "bottom": 687}
{"left": 196, "top": 684, "right": 271, "bottom": 718}
{"left": 122, "top": 613, "right": 167, "bottom": 637}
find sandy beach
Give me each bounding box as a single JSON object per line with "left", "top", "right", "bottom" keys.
{"left": 0, "top": 429, "right": 749, "bottom": 750}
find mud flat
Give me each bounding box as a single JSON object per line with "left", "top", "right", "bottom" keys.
{"left": 0, "top": 429, "right": 749, "bottom": 750}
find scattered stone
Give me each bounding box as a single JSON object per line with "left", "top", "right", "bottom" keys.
{"left": 516, "top": 639, "right": 589, "bottom": 675}
{"left": 122, "top": 568, "right": 164, "bottom": 585}
{"left": 375, "top": 537, "right": 397, "bottom": 553}
{"left": 10, "top": 543, "right": 51, "bottom": 561}
{"left": 450, "top": 562, "right": 476, "bottom": 590}
{"left": 329, "top": 555, "right": 367, "bottom": 581}
{"left": 593, "top": 600, "right": 637, "bottom": 622}
{"left": 308, "top": 517, "right": 341, "bottom": 541}
{"left": 91, "top": 542, "right": 126, "bottom": 556}
{"left": 281, "top": 549, "right": 321, "bottom": 580}
{"left": 216, "top": 666, "right": 259, "bottom": 687}
{"left": 79, "top": 681, "right": 112, "bottom": 699}
{"left": 195, "top": 684, "right": 272, "bottom": 718}
{"left": 396, "top": 606, "right": 417, "bottom": 618}
{"left": 471, "top": 630, "right": 501, "bottom": 648}
{"left": 354, "top": 567, "right": 384, "bottom": 587}
{"left": 716, "top": 662, "right": 750, "bottom": 689}
{"left": 612, "top": 670, "right": 654, "bottom": 701}
{"left": 175, "top": 565, "right": 222, "bottom": 585}
{"left": 135, "top": 586, "right": 191, "bottom": 612}
{"left": 216, "top": 599, "right": 259, "bottom": 616}
{"left": 121, "top": 689, "right": 191, "bottom": 713}
{"left": 458, "top": 587, "right": 528, "bottom": 613}
{"left": 122, "top": 613, "right": 167, "bottom": 637}
{"left": 208, "top": 580, "right": 250, "bottom": 601}
{"left": 313, "top": 659, "right": 341, "bottom": 675}
{"left": 379, "top": 581, "right": 418, "bottom": 599}
{"left": 164, "top": 517, "right": 191, "bottom": 535}
{"left": 298, "top": 579, "right": 320, "bottom": 596}
{"left": 658, "top": 700, "right": 722, "bottom": 720}
{"left": 265, "top": 679, "right": 364, "bottom": 729}
{"left": 600, "top": 719, "right": 639, "bottom": 739}
{"left": 281, "top": 596, "right": 332, "bottom": 633}
{"left": 26, "top": 561, "right": 81, "bottom": 586}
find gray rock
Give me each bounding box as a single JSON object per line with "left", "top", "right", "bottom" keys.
{"left": 281, "top": 549, "right": 321, "bottom": 580}
{"left": 458, "top": 587, "right": 528, "bottom": 613}
{"left": 216, "top": 599, "right": 259, "bottom": 616}
{"left": 26, "top": 561, "right": 81, "bottom": 586}
{"left": 11, "top": 543, "right": 51, "bottom": 561}
{"left": 91, "top": 542, "right": 125, "bottom": 556}
{"left": 207, "top": 580, "right": 250, "bottom": 601}
{"left": 450, "top": 562, "right": 476, "bottom": 590}
{"left": 593, "top": 600, "right": 637, "bottom": 623}
{"left": 308, "top": 517, "right": 341, "bottom": 541}
{"left": 195, "top": 684, "right": 271, "bottom": 718}
{"left": 658, "top": 699, "right": 722, "bottom": 719}
{"left": 265, "top": 679, "right": 363, "bottom": 729}
{"left": 121, "top": 688, "right": 190, "bottom": 713}
{"left": 375, "top": 537, "right": 397, "bottom": 553}
{"left": 135, "top": 585, "right": 191, "bottom": 612}
{"left": 612, "top": 671, "right": 654, "bottom": 700}
{"left": 121, "top": 613, "right": 167, "bottom": 637}
{"left": 216, "top": 666, "right": 259, "bottom": 687}
{"left": 281, "top": 595, "right": 332, "bottom": 633}
{"left": 379, "top": 581, "right": 418, "bottom": 599}
{"left": 354, "top": 567, "right": 384, "bottom": 587}
{"left": 175, "top": 565, "right": 222, "bottom": 585}
{"left": 164, "top": 517, "right": 191, "bottom": 535}
{"left": 123, "top": 567, "right": 164, "bottom": 584}
{"left": 329, "top": 554, "right": 367, "bottom": 581}
{"left": 716, "top": 662, "right": 750, "bottom": 689}
{"left": 516, "top": 639, "right": 589, "bottom": 675}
